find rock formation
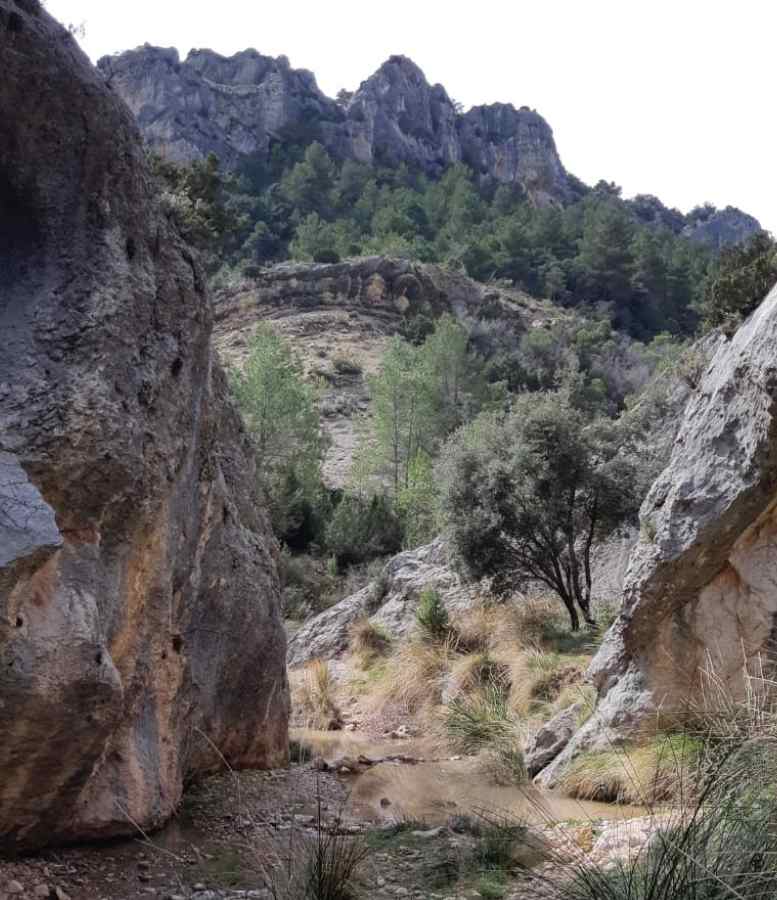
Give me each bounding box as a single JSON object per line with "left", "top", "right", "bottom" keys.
{"left": 98, "top": 49, "right": 572, "bottom": 205}
{"left": 682, "top": 205, "right": 763, "bottom": 250}
{"left": 212, "top": 257, "right": 562, "bottom": 486}
{"left": 538, "top": 282, "right": 777, "bottom": 784}
{"left": 286, "top": 538, "right": 478, "bottom": 667}
{"left": 0, "top": 0, "right": 288, "bottom": 852}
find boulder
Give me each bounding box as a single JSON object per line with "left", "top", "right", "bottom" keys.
{"left": 524, "top": 704, "right": 582, "bottom": 778}
{"left": 539, "top": 282, "right": 777, "bottom": 785}
{"left": 0, "top": 0, "right": 288, "bottom": 851}
{"left": 286, "top": 537, "right": 477, "bottom": 667}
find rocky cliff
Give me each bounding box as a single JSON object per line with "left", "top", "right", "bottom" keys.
{"left": 98, "top": 49, "right": 572, "bottom": 204}
{"left": 538, "top": 282, "right": 777, "bottom": 784}
{"left": 0, "top": 0, "right": 288, "bottom": 852}
{"left": 212, "top": 257, "right": 564, "bottom": 486}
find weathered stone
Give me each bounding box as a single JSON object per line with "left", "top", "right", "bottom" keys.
{"left": 539, "top": 282, "right": 777, "bottom": 785}
{"left": 0, "top": 0, "right": 288, "bottom": 851}
{"left": 683, "top": 205, "right": 762, "bottom": 250}
{"left": 98, "top": 50, "right": 571, "bottom": 203}
{"left": 286, "top": 537, "right": 477, "bottom": 667}
{"left": 525, "top": 704, "right": 582, "bottom": 778}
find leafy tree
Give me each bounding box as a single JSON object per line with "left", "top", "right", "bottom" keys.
{"left": 699, "top": 231, "right": 777, "bottom": 333}
{"left": 230, "top": 326, "right": 326, "bottom": 545}
{"left": 325, "top": 493, "right": 403, "bottom": 567}
{"left": 279, "top": 141, "right": 337, "bottom": 217}
{"left": 366, "top": 317, "right": 494, "bottom": 494}
{"left": 397, "top": 451, "right": 439, "bottom": 549}
{"left": 439, "top": 394, "right": 639, "bottom": 630}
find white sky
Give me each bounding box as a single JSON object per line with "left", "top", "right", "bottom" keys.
{"left": 46, "top": 0, "right": 776, "bottom": 233}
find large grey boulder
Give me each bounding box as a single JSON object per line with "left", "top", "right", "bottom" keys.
{"left": 287, "top": 538, "right": 477, "bottom": 667}
{"left": 0, "top": 0, "right": 288, "bottom": 852}
{"left": 525, "top": 704, "right": 582, "bottom": 778}
{"left": 539, "top": 282, "right": 777, "bottom": 785}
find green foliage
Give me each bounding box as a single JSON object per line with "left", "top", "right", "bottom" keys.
{"left": 698, "top": 230, "right": 777, "bottom": 333}
{"left": 365, "top": 316, "right": 496, "bottom": 494}
{"left": 415, "top": 588, "right": 451, "bottom": 642}
{"left": 230, "top": 325, "right": 327, "bottom": 547}
{"left": 153, "top": 144, "right": 720, "bottom": 343}
{"left": 150, "top": 151, "right": 253, "bottom": 274}
{"left": 325, "top": 493, "right": 403, "bottom": 567}
{"left": 396, "top": 452, "right": 439, "bottom": 549}
{"left": 439, "top": 393, "right": 639, "bottom": 630}
{"left": 444, "top": 681, "right": 516, "bottom": 755}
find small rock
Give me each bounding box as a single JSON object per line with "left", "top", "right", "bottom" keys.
{"left": 7, "top": 882, "right": 24, "bottom": 896}
{"left": 380, "top": 797, "right": 392, "bottom": 808}
{"left": 34, "top": 886, "right": 51, "bottom": 899}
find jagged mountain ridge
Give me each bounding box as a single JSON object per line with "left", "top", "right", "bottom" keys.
{"left": 99, "top": 45, "right": 761, "bottom": 240}
{"left": 98, "top": 47, "right": 574, "bottom": 205}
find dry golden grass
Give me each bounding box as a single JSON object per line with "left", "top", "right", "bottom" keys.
{"left": 292, "top": 659, "right": 342, "bottom": 730}
{"left": 372, "top": 636, "right": 456, "bottom": 714}
{"left": 347, "top": 617, "right": 391, "bottom": 669}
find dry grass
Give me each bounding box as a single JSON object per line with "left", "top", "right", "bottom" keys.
{"left": 556, "top": 733, "right": 703, "bottom": 805}
{"left": 347, "top": 618, "right": 391, "bottom": 669}
{"left": 293, "top": 660, "right": 342, "bottom": 731}
{"left": 372, "top": 636, "right": 456, "bottom": 714}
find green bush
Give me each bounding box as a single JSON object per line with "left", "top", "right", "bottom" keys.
{"left": 325, "top": 493, "right": 403, "bottom": 568}
{"left": 416, "top": 588, "right": 450, "bottom": 641}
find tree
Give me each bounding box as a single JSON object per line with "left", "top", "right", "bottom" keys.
{"left": 439, "top": 393, "right": 638, "bottom": 630}
{"left": 366, "top": 317, "right": 493, "bottom": 495}
{"left": 230, "top": 326, "right": 326, "bottom": 544}
{"left": 699, "top": 231, "right": 777, "bottom": 333}
{"left": 279, "top": 141, "right": 336, "bottom": 217}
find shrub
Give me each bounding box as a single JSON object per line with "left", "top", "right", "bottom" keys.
{"left": 348, "top": 618, "right": 391, "bottom": 668}
{"left": 293, "top": 660, "right": 342, "bottom": 731}
{"left": 261, "top": 790, "right": 370, "bottom": 900}
{"left": 444, "top": 681, "right": 516, "bottom": 755}
{"left": 325, "top": 493, "right": 403, "bottom": 568}
{"left": 416, "top": 588, "right": 451, "bottom": 642}
{"left": 331, "top": 355, "right": 363, "bottom": 376}
{"left": 313, "top": 248, "right": 341, "bottom": 264}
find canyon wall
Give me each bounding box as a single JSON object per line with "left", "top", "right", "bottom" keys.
{"left": 0, "top": 0, "right": 288, "bottom": 851}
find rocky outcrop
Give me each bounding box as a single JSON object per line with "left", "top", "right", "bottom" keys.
{"left": 538, "top": 282, "right": 777, "bottom": 785}
{"left": 98, "top": 49, "right": 571, "bottom": 204}
{"left": 0, "top": 0, "right": 288, "bottom": 852}
{"left": 286, "top": 538, "right": 478, "bottom": 667}
{"left": 459, "top": 103, "right": 572, "bottom": 206}
{"left": 213, "top": 257, "right": 556, "bottom": 486}
{"left": 683, "top": 205, "right": 762, "bottom": 250}
{"left": 525, "top": 704, "right": 582, "bottom": 778}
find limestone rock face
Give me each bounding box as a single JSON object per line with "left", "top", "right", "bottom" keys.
{"left": 286, "top": 538, "right": 478, "bottom": 667}
{"left": 538, "top": 283, "right": 777, "bottom": 785}
{"left": 98, "top": 48, "right": 571, "bottom": 203}
{"left": 459, "top": 103, "right": 572, "bottom": 206}
{"left": 99, "top": 45, "right": 344, "bottom": 167}
{"left": 0, "top": 0, "right": 288, "bottom": 852}
{"left": 683, "top": 205, "right": 762, "bottom": 250}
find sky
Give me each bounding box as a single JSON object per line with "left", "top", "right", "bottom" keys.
{"left": 45, "top": 0, "right": 776, "bottom": 233}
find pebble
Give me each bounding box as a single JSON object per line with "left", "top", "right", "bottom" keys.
{"left": 34, "top": 886, "right": 51, "bottom": 898}
{"left": 7, "top": 882, "right": 24, "bottom": 895}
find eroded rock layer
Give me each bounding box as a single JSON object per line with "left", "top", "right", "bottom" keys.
{"left": 539, "top": 284, "right": 777, "bottom": 783}
{"left": 0, "top": 0, "right": 288, "bottom": 852}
